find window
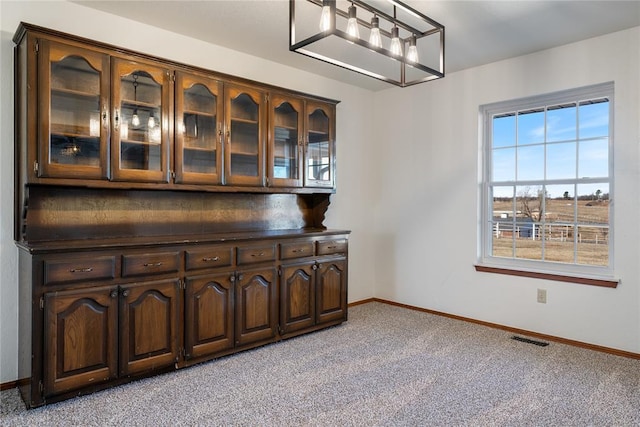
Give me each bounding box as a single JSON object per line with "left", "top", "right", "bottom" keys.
{"left": 479, "top": 83, "right": 614, "bottom": 282}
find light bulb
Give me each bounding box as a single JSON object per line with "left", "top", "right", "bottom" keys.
{"left": 319, "top": 1, "right": 331, "bottom": 32}
{"left": 390, "top": 26, "right": 402, "bottom": 57}
{"left": 131, "top": 109, "right": 140, "bottom": 127}
{"left": 148, "top": 113, "right": 156, "bottom": 129}
{"left": 346, "top": 5, "right": 359, "bottom": 39}
{"left": 369, "top": 16, "right": 382, "bottom": 48}
{"left": 407, "top": 35, "right": 419, "bottom": 63}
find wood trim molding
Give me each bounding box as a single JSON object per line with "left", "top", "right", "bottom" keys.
{"left": 352, "top": 298, "right": 640, "bottom": 360}
{"left": 0, "top": 378, "right": 29, "bottom": 391}
{"left": 474, "top": 265, "right": 619, "bottom": 288}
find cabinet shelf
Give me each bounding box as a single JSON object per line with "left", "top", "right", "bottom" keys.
{"left": 121, "top": 99, "right": 160, "bottom": 110}
{"left": 184, "top": 146, "right": 216, "bottom": 152}
{"left": 121, "top": 139, "right": 161, "bottom": 146}
{"left": 51, "top": 124, "right": 98, "bottom": 139}
{"left": 52, "top": 87, "right": 100, "bottom": 99}
{"left": 183, "top": 109, "right": 216, "bottom": 118}
{"left": 231, "top": 117, "right": 258, "bottom": 126}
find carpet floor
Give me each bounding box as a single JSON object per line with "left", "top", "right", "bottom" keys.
{"left": 1, "top": 301, "right": 639, "bottom": 426}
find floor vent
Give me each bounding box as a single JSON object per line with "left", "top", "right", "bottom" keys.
{"left": 511, "top": 336, "right": 549, "bottom": 347}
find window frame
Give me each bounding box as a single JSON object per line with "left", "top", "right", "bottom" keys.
{"left": 478, "top": 82, "right": 616, "bottom": 284}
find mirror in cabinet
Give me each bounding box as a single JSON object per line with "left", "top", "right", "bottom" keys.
{"left": 111, "top": 59, "right": 171, "bottom": 183}
{"left": 38, "top": 40, "right": 110, "bottom": 179}
{"left": 305, "top": 102, "right": 335, "bottom": 188}
{"left": 225, "top": 84, "right": 265, "bottom": 186}
{"left": 269, "top": 95, "right": 303, "bottom": 187}
{"left": 175, "top": 72, "right": 223, "bottom": 184}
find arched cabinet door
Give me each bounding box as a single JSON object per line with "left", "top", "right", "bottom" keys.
{"left": 174, "top": 71, "right": 224, "bottom": 185}
{"left": 37, "top": 39, "right": 110, "bottom": 180}
{"left": 111, "top": 58, "right": 172, "bottom": 183}
{"left": 268, "top": 94, "right": 304, "bottom": 188}
{"left": 224, "top": 84, "right": 266, "bottom": 187}
{"left": 234, "top": 267, "right": 277, "bottom": 346}
{"left": 316, "top": 258, "right": 347, "bottom": 324}
{"left": 279, "top": 261, "right": 316, "bottom": 334}
{"left": 43, "top": 286, "right": 118, "bottom": 396}
{"left": 304, "top": 101, "right": 336, "bottom": 189}
{"left": 119, "top": 279, "right": 180, "bottom": 376}
{"left": 184, "top": 272, "right": 234, "bottom": 359}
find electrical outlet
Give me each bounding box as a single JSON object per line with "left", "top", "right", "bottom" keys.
{"left": 537, "top": 288, "right": 547, "bottom": 304}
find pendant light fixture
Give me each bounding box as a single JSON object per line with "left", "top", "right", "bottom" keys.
{"left": 346, "top": 3, "right": 360, "bottom": 39}
{"left": 368, "top": 15, "right": 382, "bottom": 48}
{"left": 131, "top": 73, "right": 140, "bottom": 128}
{"left": 290, "top": 0, "right": 445, "bottom": 87}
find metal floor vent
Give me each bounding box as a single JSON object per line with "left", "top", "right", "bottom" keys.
{"left": 511, "top": 336, "right": 549, "bottom": 347}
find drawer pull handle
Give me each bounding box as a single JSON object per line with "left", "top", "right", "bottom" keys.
{"left": 292, "top": 249, "right": 305, "bottom": 253}
{"left": 70, "top": 267, "right": 93, "bottom": 273}
{"left": 251, "top": 252, "right": 266, "bottom": 257}
{"left": 326, "top": 246, "right": 337, "bottom": 249}
{"left": 202, "top": 256, "right": 220, "bottom": 262}
{"left": 143, "top": 262, "right": 164, "bottom": 267}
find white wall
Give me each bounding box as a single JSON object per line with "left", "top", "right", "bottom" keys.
{"left": 371, "top": 27, "right": 640, "bottom": 354}
{"left": 0, "top": 1, "right": 376, "bottom": 384}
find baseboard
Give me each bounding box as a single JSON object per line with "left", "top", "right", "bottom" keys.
{"left": 0, "top": 378, "right": 28, "bottom": 391}
{"left": 351, "top": 297, "right": 640, "bottom": 360}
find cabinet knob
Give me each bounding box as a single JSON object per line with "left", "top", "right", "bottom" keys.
{"left": 122, "top": 290, "right": 130, "bottom": 297}
{"left": 238, "top": 274, "right": 244, "bottom": 281}
{"left": 229, "top": 275, "right": 236, "bottom": 283}
{"left": 110, "top": 290, "right": 118, "bottom": 298}
{"left": 114, "top": 108, "right": 120, "bottom": 130}
{"left": 312, "top": 264, "right": 318, "bottom": 271}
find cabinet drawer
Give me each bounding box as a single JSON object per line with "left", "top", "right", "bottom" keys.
{"left": 185, "top": 246, "right": 233, "bottom": 271}
{"left": 280, "top": 241, "right": 314, "bottom": 260}
{"left": 122, "top": 251, "right": 180, "bottom": 277}
{"left": 317, "top": 239, "right": 348, "bottom": 255}
{"left": 237, "top": 244, "right": 276, "bottom": 265}
{"left": 44, "top": 256, "right": 117, "bottom": 286}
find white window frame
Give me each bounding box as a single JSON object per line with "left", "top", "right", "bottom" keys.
{"left": 479, "top": 82, "right": 615, "bottom": 282}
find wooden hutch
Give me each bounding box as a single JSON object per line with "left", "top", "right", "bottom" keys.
{"left": 13, "top": 23, "right": 349, "bottom": 408}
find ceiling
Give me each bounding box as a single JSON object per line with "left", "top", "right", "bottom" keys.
{"left": 72, "top": 0, "right": 640, "bottom": 91}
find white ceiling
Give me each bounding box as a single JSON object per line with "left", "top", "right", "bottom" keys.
{"left": 72, "top": 0, "right": 640, "bottom": 91}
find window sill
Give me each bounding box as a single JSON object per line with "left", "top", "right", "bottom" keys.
{"left": 474, "top": 265, "right": 619, "bottom": 288}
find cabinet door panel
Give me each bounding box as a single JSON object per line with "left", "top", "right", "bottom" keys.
{"left": 280, "top": 261, "right": 315, "bottom": 334}
{"left": 44, "top": 286, "right": 118, "bottom": 396}
{"left": 38, "top": 39, "right": 110, "bottom": 180}
{"left": 235, "top": 267, "right": 277, "bottom": 346}
{"left": 119, "top": 279, "right": 180, "bottom": 376}
{"left": 224, "top": 84, "right": 265, "bottom": 186}
{"left": 316, "top": 258, "right": 347, "bottom": 324}
{"left": 269, "top": 95, "right": 303, "bottom": 187}
{"left": 175, "top": 72, "right": 223, "bottom": 184}
{"left": 111, "top": 58, "right": 172, "bottom": 183}
{"left": 185, "top": 273, "right": 234, "bottom": 358}
{"left": 304, "top": 102, "right": 335, "bottom": 188}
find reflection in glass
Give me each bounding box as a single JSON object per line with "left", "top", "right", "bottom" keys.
{"left": 230, "top": 93, "right": 259, "bottom": 177}
{"left": 183, "top": 83, "right": 218, "bottom": 175}
{"left": 50, "top": 55, "right": 101, "bottom": 167}
{"left": 119, "top": 71, "right": 162, "bottom": 171}
{"left": 307, "top": 109, "right": 330, "bottom": 182}
{"left": 273, "top": 102, "right": 299, "bottom": 180}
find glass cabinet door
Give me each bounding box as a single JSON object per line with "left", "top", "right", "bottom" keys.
{"left": 38, "top": 40, "right": 110, "bottom": 179}
{"left": 175, "top": 72, "right": 223, "bottom": 184}
{"left": 111, "top": 58, "right": 171, "bottom": 183}
{"left": 305, "top": 102, "right": 335, "bottom": 188}
{"left": 224, "top": 84, "right": 265, "bottom": 186}
{"left": 269, "top": 95, "right": 303, "bottom": 187}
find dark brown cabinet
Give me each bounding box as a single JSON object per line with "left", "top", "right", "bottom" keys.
{"left": 15, "top": 23, "right": 348, "bottom": 410}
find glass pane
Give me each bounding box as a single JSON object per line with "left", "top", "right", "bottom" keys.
{"left": 577, "top": 225, "right": 609, "bottom": 266}
{"left": 274, "top": 102, "right": 299, "bottom": 180}
{"left": 492, "top": 148, "right": 515, "bottom": 182}
{"left": 516, "top": 185, "right": 544, "bottom": 223}
{"left": 578, "top": 138, "right": 608, "bottom": 178}
{"left": 545, "top": 184, "right": 575, "bottom": 223}
{"left": 544, "top": 236, "right": 575, "bottom": 263}
{"left": 230, "top": 93, "right": 259, "bottom": 177}
{"left": 579, "top": 100, "right": 609, "bottom": 139}
{"left": 50, "top": 55, "right": 101, "bottom": 167}
{"left": 120, "top": 71, "right": 162, "bottom": 171}
{"left": 493, "top": 114, "right": 516, "bottom": 148}
{"left": 307, "top": 109, "right": 330, "bottom": 182}
{"left": 546, "top": 142, "right": 576, "bottom": 179}
{"left": 183, "top": 84, "right": 218, "bottom": 174}
{"left": 516, "top": 145, "right": 544, "bottom": 180}
{"left": 515, "top": 224, "right": 541, "bottom": 260}
{"left": 492, "top": 229, "right": 514, "bottom": 258}
{"left": 517, "top": 109, "right": 544, "bottom": 145}
{"left": 546, "top": 104, "right": 576, "bottom": 142}
{"left": 577, "top": 183, "right": 609, "bottom": 225}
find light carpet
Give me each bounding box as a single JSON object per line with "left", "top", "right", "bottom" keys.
{"left": 1, "top": 301, "right": 639, "bottom": 426}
